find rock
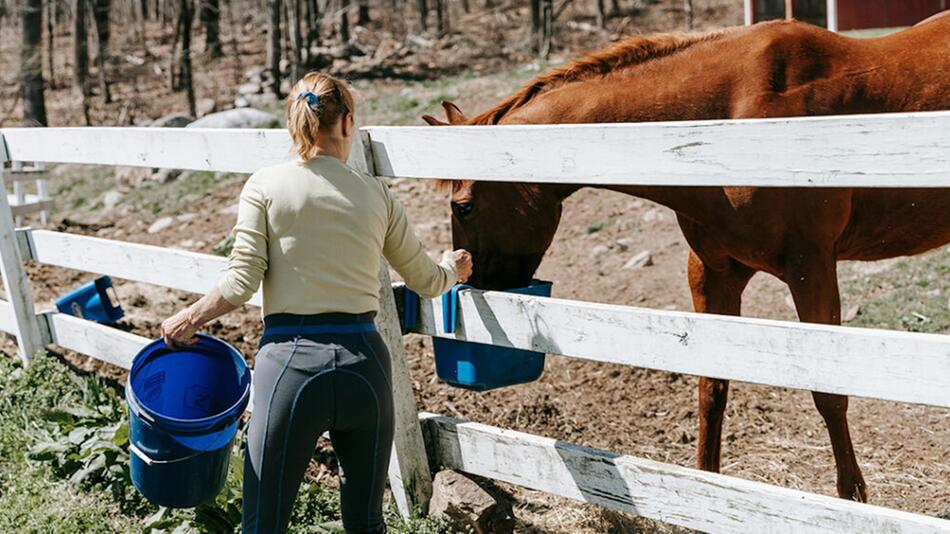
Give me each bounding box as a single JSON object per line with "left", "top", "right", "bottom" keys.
{"left": 176, "top": 213, "right": 197, "bottom": 222}
{"left": 842, "top": 304, "right": 861, "bottom": 322}
{"left": 616, "top": 238, "right": 635, "bottom": 252}
{"left": 641, "top": 208, "right": 664, "bottom": 223}
{"left": 246, "top": 92, "right": 279, "bottom": 109}
{"left": 217, "top": 204, "right": 240, "bottom": 215}
{"left": 429, "top": 471, "right": 514, "bottom": 534}
{"left": 187, "top": 108, "right": 278, "bottom": 129}
{"left": 244, "top": 66, "right": 266, "bottom": 80}
{"left": 153, "top": 168, "right": 182, "bottom": 184}
{"left": 590, "top": 244, "right": 609, "bottom": 258}
{"left": 234, "top": 97, "right": 250, "bottom": 108}
{"left": 115, "top": 166, "right": 153, "bottom": 186}
{"left": 149, "top": 112, "right": 194, "bottom": 128}
{"left": 785, "top": 293, "right": 797, "bottom": 311}
{"left": 102, "top": 190, "right": 124, "bottom": 209}
{"left": 623, "top": 250, "right": 653, "bottom": 270}
{"left": 197, "top": 98, "right": 217, "bottom": 117}
{"left": 147, "top": 217, "right": 174, "bottom": 234}
{"left": 237, "top": 82, "right": 262, "bottom": 96}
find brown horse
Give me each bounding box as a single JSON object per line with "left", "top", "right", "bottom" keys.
{"left": 421, "top": 14, "right": 950, "bottom": 502}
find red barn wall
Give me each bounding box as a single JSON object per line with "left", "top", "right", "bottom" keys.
{"left": 836, "top": 0, "right": 946, "bottom": 30}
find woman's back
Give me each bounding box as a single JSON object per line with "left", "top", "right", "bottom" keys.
{"left": 219, "top": 156, "right": 455, "bottom": 316}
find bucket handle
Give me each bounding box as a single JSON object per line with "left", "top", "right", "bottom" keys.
{"left": 128, "top": 442, "right": 205, "bottom": 466}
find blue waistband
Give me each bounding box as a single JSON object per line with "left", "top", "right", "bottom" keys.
{"left": 262, "top": 323, "right": 377, "bottom": 337}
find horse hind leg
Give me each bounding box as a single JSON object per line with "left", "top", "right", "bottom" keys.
{"left": 785, "top": 248, "right": 868, "bottom": 502}
{"left": 687, "top": 250, "right": 755, "bottom": 473}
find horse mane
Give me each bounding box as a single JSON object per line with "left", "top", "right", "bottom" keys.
{"left": 469, "top": 28, "right": 731, "bottom": 126}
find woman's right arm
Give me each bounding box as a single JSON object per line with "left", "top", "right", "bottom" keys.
{"left": 217, "top": 177, "right": 270, "bottom": 306}
{"left": 382, "top": 186, "right": 471, "bottom": 298}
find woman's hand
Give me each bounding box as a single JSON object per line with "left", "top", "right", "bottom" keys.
{"left": 446, "top": 249, "right": 473, "bottom": 283}
{"left": 161, "top": 308, "right": 199, "bottom": 350}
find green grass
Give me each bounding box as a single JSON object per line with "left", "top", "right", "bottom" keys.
{"left": 0, "top": 354, "right": 458, "bottom": 533}
{"left": 840, "top": 248, "right": 950, "bottom": 334}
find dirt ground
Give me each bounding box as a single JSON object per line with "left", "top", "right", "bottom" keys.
{"left": 3, "top": 0, "right": 950, "bottom": 531}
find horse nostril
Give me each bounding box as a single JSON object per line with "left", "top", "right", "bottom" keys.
{"left": 452, "top": 202, "right": 475, "bottom": 219}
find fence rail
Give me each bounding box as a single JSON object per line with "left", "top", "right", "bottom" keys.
{"left": 1, "top": 116, "right": 949, "bottom": 531}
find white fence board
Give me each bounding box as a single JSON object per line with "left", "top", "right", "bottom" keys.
{"left": 421, "top": 413, "right": 950, "bottom": 534}
{"left": 44, "top": 312, "right": 148, "bottom": 369}
{"left": 365, "top": 111, "right": 950, "bottom": 186}
{"left": 8, "top": 195, "right": 54, "bottom": 217}
{"left": 0, "top": 299, "right": 17, "bottom": 334}
{"left": 0, "top": 163, "right": 45, "bottom": 362}
{"left": 0, "top": 127, "right": 293, "bottom": 173}
{"left": 21, "top": 229, "right": 262, "bottom": 307}
{"left": 412, "top": 289, "right": 950, "bottom": 408}
{"left": 1, "top": 113, "right": 949, "bottom": 186}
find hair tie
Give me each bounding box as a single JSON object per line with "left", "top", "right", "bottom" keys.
{"left": 296, "top": 91, "right": 319, "bottom": 111}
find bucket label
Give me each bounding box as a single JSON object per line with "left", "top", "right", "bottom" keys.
{"left": 184, "top": 385, "right": 220, "bottom": 414}
{"left": 142, "top": 371, "right": 165, "bottom": 402}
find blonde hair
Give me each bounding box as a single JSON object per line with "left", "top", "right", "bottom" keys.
{"left": 287, "top": 72, "right": 355, "bottom": 160}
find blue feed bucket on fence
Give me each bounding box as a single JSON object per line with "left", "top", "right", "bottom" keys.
{"left": 55, "top": 275, "right": 124, "bottom": 324}
{"left": 126, "top": 334, "right": 250, "bottom": 508}
{"left": 432, "top": 279, "right": 553, "bottom": 391}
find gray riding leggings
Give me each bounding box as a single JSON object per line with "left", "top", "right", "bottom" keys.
{"left": 242, "top": 314, "right": 394, "bottom": 534}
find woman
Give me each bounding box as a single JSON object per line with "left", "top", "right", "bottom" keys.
{"left": 160, "top": 72, "right": 473, "bottom": 534}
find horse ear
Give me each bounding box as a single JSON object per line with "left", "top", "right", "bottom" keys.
{"left": 441, "top": 101, "right": 467, "bottom": 124}
{"left": 421, "top": 114, "right": 448, "bottom": 126}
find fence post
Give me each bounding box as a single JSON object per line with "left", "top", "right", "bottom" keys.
{"left": 0, "top": 135, "right": 45, "bottom": 364}
{"left": 348, "top": 128, "right": 434, "bottom": 516}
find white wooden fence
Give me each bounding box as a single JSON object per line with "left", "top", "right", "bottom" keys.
{"left": 1, "top": 111, "right": 949, "bottom": 533}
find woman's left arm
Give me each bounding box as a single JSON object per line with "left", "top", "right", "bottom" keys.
{"left": 161, "top": 288, "right": 238, "bottom": 349}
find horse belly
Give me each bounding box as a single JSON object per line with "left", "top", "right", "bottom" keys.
{"left": 837, "top": 189, "right": 950, "bottom": 261}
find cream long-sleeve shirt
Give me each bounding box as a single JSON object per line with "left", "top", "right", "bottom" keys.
{"left": 216, "top": 156, "right": 457, "bottom": 316}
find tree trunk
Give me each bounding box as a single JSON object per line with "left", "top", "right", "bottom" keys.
{"left": 286, "top": 0, "right": 302, "bottom": 81}
{"left": 179, "top": 0, "right": 196, "bottom": 116}
{"left": 609, "top": 0, "right": 618, "bottom": 16}
{"left": 416, "top": 0, "right": 426, "bottom": 31}
{"left": 684, "top": 0, "right": 693, "bottom": 30}
{"left": 72, "top": 0, "right": 89, "bottom": 94}
{"left": 141, "top": 0, "right": 149, "bottom": 18}
{"left": 460, "top": 0, "right": 469, "bottom": 14}
{"left": 168, "top": 0, "right": 181, "bottom": 90}
{"left": 91, "top": 0, "right": 111, "bottom": 102}
{"left": 339, "top": 0, "right": 349, "bottom": 42}
{"left": 304, "top": 0, "right": 319, "bottom": 53}
{"left": 22, "top": 0, "right": 48, "bottom": 125}
{"left": 530, "top": 0, "right": 541, "bottom": 35}
{"left": 435, "top": 0, "right": 445, "bottom": 35}
{"left": 594, "top": 0, "right": 604, "bottom": 28}
{"left": 46, "top": 0, "right": 55, "bottom": 89}
{"left": 540, "top": 0, "right": 552, "bottom": 59}
{"left": 357, "top": 0, "right": 369, "bottom": 24}
{"left": 267, "top": 0, "right": 281, "bottom": 96}
{"left": 201, "top": 0, "right": 223, "bottom": 56}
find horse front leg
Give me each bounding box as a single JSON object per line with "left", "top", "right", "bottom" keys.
{"left": 785, "top": 248, "right": 868, "bottom": 502}
{"left": 687, "top": 250, "right": 755, "bottom": 473}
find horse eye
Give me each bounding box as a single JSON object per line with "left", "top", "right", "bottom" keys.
{"left": 451, "top": 202, "right": 475, "bottom": 219}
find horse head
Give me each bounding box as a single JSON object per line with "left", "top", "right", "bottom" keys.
{"left": 422, "top": 102, "right": 568, "bottom": 290}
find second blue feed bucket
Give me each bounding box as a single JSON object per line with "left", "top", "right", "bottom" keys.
{"left": 433, "top": 280, "right": 552, "bottom": 391}
{"left": 126, "top": 334, "right": 250, "bottom": 508}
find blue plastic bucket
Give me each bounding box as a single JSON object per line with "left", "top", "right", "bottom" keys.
{"left": 433, "top": 280, "right": 552, "bottom": 391}
{"left": 55, "top": 275, "right": 124, "bottom": 324}
{"left": 126, "top": 334, "right": 250, "bottom": 508}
